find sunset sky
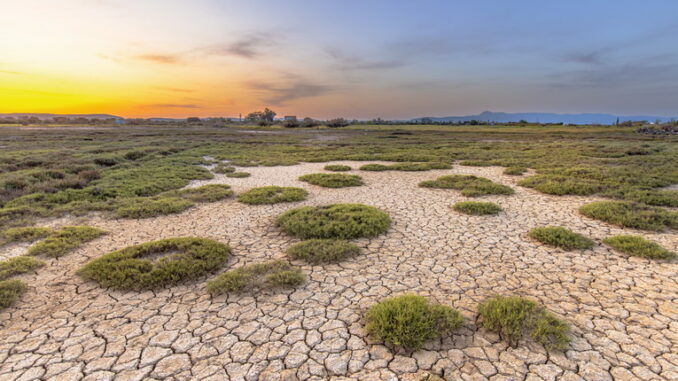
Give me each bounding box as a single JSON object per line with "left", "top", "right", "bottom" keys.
{"left": 1, "top": 1, "right": 677, "bottom": 119}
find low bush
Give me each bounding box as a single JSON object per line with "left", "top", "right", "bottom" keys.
{"left": 420, "top": 175, "right": 514, "bottom": 197}
{"left": 504, "top": 166, "right": 527, "bottom": 176}
{"left": 0, "top": 256, "right": 45, "bottom": 280}
{"left": 603, "top": 235, "right": 676, "bottom": 260}
{"left": 207, "top": 260, "right": 304, "bottom": 294}
{"left": 0, "top": 279, "right": 27, "bottom": 309}
{"left": 519, "top": 176, "right": 603, "bottom": 196}
{"left": 174, "top": 184, "right": 233, "bottom": 202}
{"left": 28, "top": 226, "right": 106, "bottom": 257}
{"left": 286, "top": 239, "right": 361, "bottom": 264}
{"left": 213, "top": 164, "right": 236, "bottom": 174}
{"left": 324, "top": 164, "right": 352, "bottom": 172}
{"left": 1, "top": 227, "right": 53, "bottom": 242}
{"left": 276, "top": 204, "right": 391, "bottom": 239}
{"left": 226, "top": 172, "right": 250, "bottom": 178}
{"left": 579, "top": 201, "right": 678, "bottom": 231}
{"left": 528, "top": 226, "right": 594, "bottom": 250}
{"left": 238, "top": 186, "right": 308, "bottom": 205}
{"left": 365, "top": 294, "right": 464, "bottom": 351}
{"left": 299, "top": 173, "right": 364, "bottom": 188}
{"left": 478, "top": 296, "right": 570, "bottom": 351}
{"left": 360, "top": 162, "right": 451, "bottom": 171}
{"left": 77, "top": 237, "right": 231, "bottom": 290}
{"left": 453, "top": 201, "right": 502, "bottom": 215}
{"left": 114, "top": 197, "right": 194, "bottom": 218}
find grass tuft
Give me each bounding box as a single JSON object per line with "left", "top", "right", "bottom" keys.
{"left": 286, "top": 239, "right": 361, "bottom": 264}
{"left": 528, "top": 226, "right": 594, "bottom": 250}
{"left": 28, "top": 226, "right": 106, "bottom": 257}
{"left": 478, "top": 295, "right": 570, "bottom": 351}
{"left": 77, "top": 237, "right": 231, "bottom": 290}
{"left": 579, "top": 201, "right": 678, "bottom": 231}
{"left": 603, "top": 235, "right": 676, "bottom": 260}
{"left": 226, "top": 172, "right": 250, "bottom": 178}
{"left": 213, "top": 164, "right": 236, "bottom": 174}
{"left": 299, "top": 173, "right": 364, "bottom": 188}
{"left": 324, "top": 164, "right": 352, "bottom": 172}
{"left": 0, "top": 256, "right": 45, "bottom": 280}
{"left": 1, "top": 227, "right": 53, "bottom": 242}
{"left": 504, "top": 166, "right": 527, "bottom": 176}
{"left": 207, "top": 260, "right": 304, "bottom": 294}
{"left": 0, "top": 279, "right": 27, "bottom": 309}
{"left": 420, "top": 175, "right": 514, "bottom": 197}
{"left": 365, "top": 294, "right": 464, "bottom": 351}
{"left": 238, "top": 186, "right": 307, "bottom": 205}
{"left": 172, "top": 184, "right": 233, "bottom": 202}
{"left": 360, "top": 162, "right": 451, "bottom": 171}
{"left": 276, "top": 204, "right": 391, "bottom": 239}
{"left": 452, "top": 201, "right": 502, "bottom": 215}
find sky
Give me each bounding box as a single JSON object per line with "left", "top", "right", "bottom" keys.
{"left": 1, "top": 0, "right": 677, "bottom": 119}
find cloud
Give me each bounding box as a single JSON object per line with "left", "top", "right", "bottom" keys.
{"left": 246, "top": 78, "right": 331, "bottom": 105}
{"left": 135, "top": 54, "right": 182, "bottom": 64}
{"left": 143, "top": 103, "right": 200, "bottom": 108}
{"left": 325, "top": 48, "right": 406, "bottom": 71}
{"left": 153, "top": 86, "right": 194, "bottom": 93}
{"left": 208, "top": 32, "right": 276, "bottom": 59}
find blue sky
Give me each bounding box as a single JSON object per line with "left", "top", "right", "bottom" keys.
{"left": 2, "top": 0, "right": 677, "bottom": 118}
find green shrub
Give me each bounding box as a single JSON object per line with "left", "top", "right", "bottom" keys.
{"left": 207, "top": 260, "right": 304, "bottom": 294}
{"left": 77, "top": 237, "right": 231, "bottom": 290}
{"left": 603, "top": 235, "right": 676, "bottom": 260}
{"left": 238, "top": 186, "right": 308, "bottom": 205}
{"left": 453, "top": 201, "right": 502, "bottom": 215}
{"left": 359, "top": 164, "right": 389, "bottom": 171}
{"left": 213, "top": 164, "right": 236, "bottom": 174}
{"left": 579, "top": 201, "right": 678, "bottom": 231}
{"left": 420, "top": 175, "right": 514, "bottom": 196}
{"left": 478, "top": 296, "right": 570, "bottom": 351}
{"left": 360, "top": 162, "right": 451, "bottom": 171}
{"left": 528, "top": 226, "right": 594, "bottom": 250}
{"left": 365, "top": 294, "right": 463, "bottom": 351}
{"left": 174, "top": 184, "right": 233, "bottom": 202}
{"left": 114, "top": 197, "right": 194, "bottom": 218}
{"left": 504, "top": 166, "right": 527, "bottom": 176}
{"left": 226, "top": 172, "right": 250, "bottom": 178}
{"left": 276, "top": 204, "right": 391, "bottom": 239}
{"left": 0, "top": 279, "right": 27, "bottom": 309}
{"left": 28, "top": 226, "right": 106, "bottom": 257}
{"left": 1, "top": 227, "right": 53, "bottom": 242}
{"left": 519, "top": 176, "right": 603, "bottom": 196}
{"left": 298, "top": 173, "right": 364, "bottom": 188}
{"left": 286, "top": 239, "right": 361, "bottom": 264}
{"left": 0, "top": 256, "right": 45, "bottom": 280}
{"left": 324, "top": 165, "right": 352, "bottom": 172}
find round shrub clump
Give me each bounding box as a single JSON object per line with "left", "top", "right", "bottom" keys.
{"left": 324, "top": 164, "right": 352, "bottom": 172}
{"left": 478, "top": 296, "right": 570, "bottom": 351}
{"left": 453, "top": 201, "right": 502, "bottom": 215}
{"left": 579, "top": 201, "right": 678, "bottom": 231}
{"left": 528, "top": 226, "right": 594, "bottom": 250}
{"left": 177, "top": 184, "right": 233, "bottom": 202}
{"left": 298, "top": 173, "right": 364, "bottom": 188}
{"left": 226, "top": 172, "right": 250, "bottom": 178}
{"left": 238, "top": 186, "right": 308, "bottom": 205}
{"left": 286, "top": 239, "right": 361, "bottom": 264}
{"left": 360, "top": 164, "right": 389, "bottom": 171}
{"left": 603, "top": 235, "right": 676, "bottom": 260}
{"left": 365, "top": 294, "right": 464, "bottom": 351}
{"left": 0, "top": 279, "right": 27, "bottom": 309}
{"left": 77, "top": 237, "right": 231, "bottom": 290}
{"left": 276, "top": 204, "right": 391, "bottom": 239}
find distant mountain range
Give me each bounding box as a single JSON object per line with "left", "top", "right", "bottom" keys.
{"left": 413, "top": 111, "right": 676, "bottom": 125}
{"left": 0, "top": 113, "right": 122, "bottom": 120}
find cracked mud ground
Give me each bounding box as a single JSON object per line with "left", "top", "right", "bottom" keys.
{"left": 1, "top": 162, "right": 676, "bottom": 381}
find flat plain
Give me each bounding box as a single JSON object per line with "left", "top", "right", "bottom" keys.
{"left": 0, "top": 125, "right": 676, "bottom": 380}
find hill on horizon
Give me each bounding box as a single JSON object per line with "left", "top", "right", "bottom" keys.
{"left": 413, "top": 111, "right": 676, "bottom": 125}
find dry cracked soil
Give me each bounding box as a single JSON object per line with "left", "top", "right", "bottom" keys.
{"left": 1, "top": 161, "right": 676, "bottom": 381}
